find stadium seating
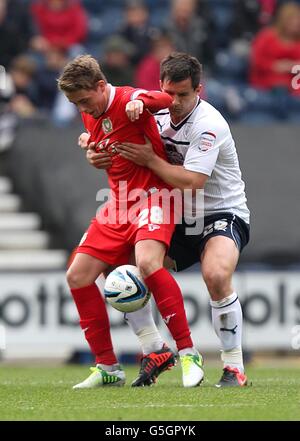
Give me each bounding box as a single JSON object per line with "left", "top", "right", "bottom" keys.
{"left": 0, "top": 172, "right": 67, "bottom": 271}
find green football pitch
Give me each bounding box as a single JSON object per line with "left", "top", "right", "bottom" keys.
{"left": 0, "top": 364, "right": 299, "bottom": 421}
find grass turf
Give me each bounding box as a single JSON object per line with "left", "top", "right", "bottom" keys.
{"left": 0, "top": 365, "right": 299, "bottom": 421}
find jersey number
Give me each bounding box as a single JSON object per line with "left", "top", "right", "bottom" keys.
{"left": 138, "top": 206, "right": 163, "bottom": 228}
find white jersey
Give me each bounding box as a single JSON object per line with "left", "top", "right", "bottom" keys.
{"left": 154, "top": 98, "right": 250, "bottom": 224}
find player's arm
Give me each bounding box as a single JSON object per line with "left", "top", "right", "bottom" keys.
{"left": 118, "top": 138, "right": 208, "bottom": 191}
{"left": 147, "top": 155, "right": 208, "bottom": 191}
{"left": 126, "top": 90, "right": 173, "bottom": 121}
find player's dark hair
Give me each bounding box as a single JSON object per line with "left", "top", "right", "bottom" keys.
{"left": 160, "top": 52, "right": 202, "bottom": 89}
{"left": 57, "top": 55, "right": 107, "bottom": 92}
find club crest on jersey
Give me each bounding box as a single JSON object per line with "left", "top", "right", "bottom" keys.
{"left": 199, "top": 131, "right": 216, "bottom": 152}
{"left": 102, "top": 117, "right": 113, "bottom": 134}
{"left": 183, "top": 123, "right": 192, "bottom": 138}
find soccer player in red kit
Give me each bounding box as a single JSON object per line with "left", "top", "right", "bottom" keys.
{"left": 58, "top": 55, "right": 203, "bottom": 388}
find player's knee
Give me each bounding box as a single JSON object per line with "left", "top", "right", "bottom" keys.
{"left": 203, "top": 268, "right": 230, "bottom": 296}
{"left": 66, "top": 267, "right": 89, "bottom": 289}
{"left": 137, "top": 257, "right": 162, "bottom": 278}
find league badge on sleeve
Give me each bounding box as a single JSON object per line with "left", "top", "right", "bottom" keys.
{"left": 199, "top": 131, "right": 216, "bottom": 151}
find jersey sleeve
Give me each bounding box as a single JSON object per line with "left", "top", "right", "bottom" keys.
{"left": 81, "top": 112, "right": 90, "bottom": 132}
{"left": 183, "top": 122, "right": 229, "bottom": 176}
{"left": 81, "top": 112, "right": 95, "bottom": 136}
{"left": 131, "top": 89, "right": 173, "bottom": 113}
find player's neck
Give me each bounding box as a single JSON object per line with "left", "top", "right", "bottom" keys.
{"left": 170, "top": 97, "right": 199, "bottom": 125}
{"left": 170, "top": 109, "right": 192, "bottom": 125}
{"left": 171, "top": 114, "right": 186, "bottom": 125}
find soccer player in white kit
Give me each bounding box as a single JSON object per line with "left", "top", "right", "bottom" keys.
{"left": 86, "top": 53, "right": 250, "bottom": 387}
{"left": 116, "top": 52, "right": 250, "bottom": 388}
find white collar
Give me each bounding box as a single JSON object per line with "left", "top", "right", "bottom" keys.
{"left": 105, "top": 84, "right": 116, "bottom": 112}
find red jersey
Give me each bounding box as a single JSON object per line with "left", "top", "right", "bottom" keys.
{"left": 82, "top": 86, "right": 173, "bottom": 206}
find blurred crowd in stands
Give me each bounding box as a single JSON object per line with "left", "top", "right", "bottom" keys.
{"left": 1, "top": 0, "right": 300, "bottom": 149}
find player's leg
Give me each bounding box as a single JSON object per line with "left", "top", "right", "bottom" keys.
{"left": 68, "top": 216, "right": 135, "bottom": 389}
{"left": 67, "top": 252, "right": 125, "bottom": 388}
{"left": 134, "top": 239, "right": 203, "bottom": 387}
{"left": 126, "top": 293, "right": 176, "bottom": 387}
{"left": 120, "top": 251, "right": 175, "bottom": 386}
{"left": 98, "top": 251, "right": 172, "bottom": 386}
{"left": 111, "top": 250, "right": 165, "bottom": 356}
{"left": 201, "top": 235, "right": 247, "bottom": 387}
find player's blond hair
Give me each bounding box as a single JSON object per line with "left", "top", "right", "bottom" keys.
{"left": 57, "top": 55, "right": 107, "bottom": 93}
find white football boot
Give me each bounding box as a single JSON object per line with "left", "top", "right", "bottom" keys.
{"left": 180, "top": 351, "right": 204, "bottom": 387}
{"left": 73, "top": 365, "right": 125, "bottom": 389}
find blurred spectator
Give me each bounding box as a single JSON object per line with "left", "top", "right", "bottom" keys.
{"left": 0, "top": 0, "right": 33, "bottom": 69}
{"left": 7, "top": 55, "right": 38, "bottom": 118}
{"left": 135, "top": 32, "right": 175, "bottom": 90}
{"left": 164, "top": 0, "right": 215, "bottom": 73}
{"left": 30, "top": 0, "right": 88, "bottom": 55}
{"left": 35, "top": 47, "right": 69, "bottom": 111}
{"left": 250, "top": 1, "right": 300, "bottom": 96}
{"left": 101, "top": 35, "right": 135, "bottom": 86}
{"left": 120, "top": 0, "right": 160, "bottom": 65}
{"left": 231, "top": 0, "right": 284, "bottom": 47}
{"left": 0, "top": 53, "right": 39, "bottom": 151}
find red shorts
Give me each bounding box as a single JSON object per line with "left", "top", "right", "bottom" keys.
{"left": 76, "top": 194, "right": 177, "bottom": 265}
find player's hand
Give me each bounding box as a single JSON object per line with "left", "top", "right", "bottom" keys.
{"left": 118, "top": 137, "right": 155, "bottom": 166}
{"left": 86, "top": 142, "right": 112, "bottom": 169}
{"left": 125, "top": 99, "right": 144, "bottom": 122}
{"left": 78, "top": 132, "right": 90, "bottom": 150}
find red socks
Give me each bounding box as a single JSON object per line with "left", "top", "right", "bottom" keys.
{"left": 71, "top": 283, "right": 117, "bottom": 365}
{"left": 145, "top": 268, "right": 193, "bottom": 351}
{"left": 71, "top": 270, "right": 193, "bottom": 360}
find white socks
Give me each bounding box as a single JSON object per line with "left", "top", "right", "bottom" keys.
{"left": 210, "top": 292, "right": 244, "bottom": 373}
{"left": 125, "top": 301, "right": 164, "bottom": 355}
{"left": 124, "top": 288, "right": 244, "bottom": 373}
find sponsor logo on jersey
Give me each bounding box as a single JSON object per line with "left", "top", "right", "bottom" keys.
{"left": 96, "top": 138, "right": 119, "bottom": 156}
{"left": 102, "top": 117, "right": 113, "bottom": 134}
{"left": 199, "top": 131, "right": 216, "bottom": 152}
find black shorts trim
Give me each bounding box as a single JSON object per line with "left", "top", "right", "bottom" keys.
{"left": 168, "top": 212, "right": 250, "bottom": 272}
